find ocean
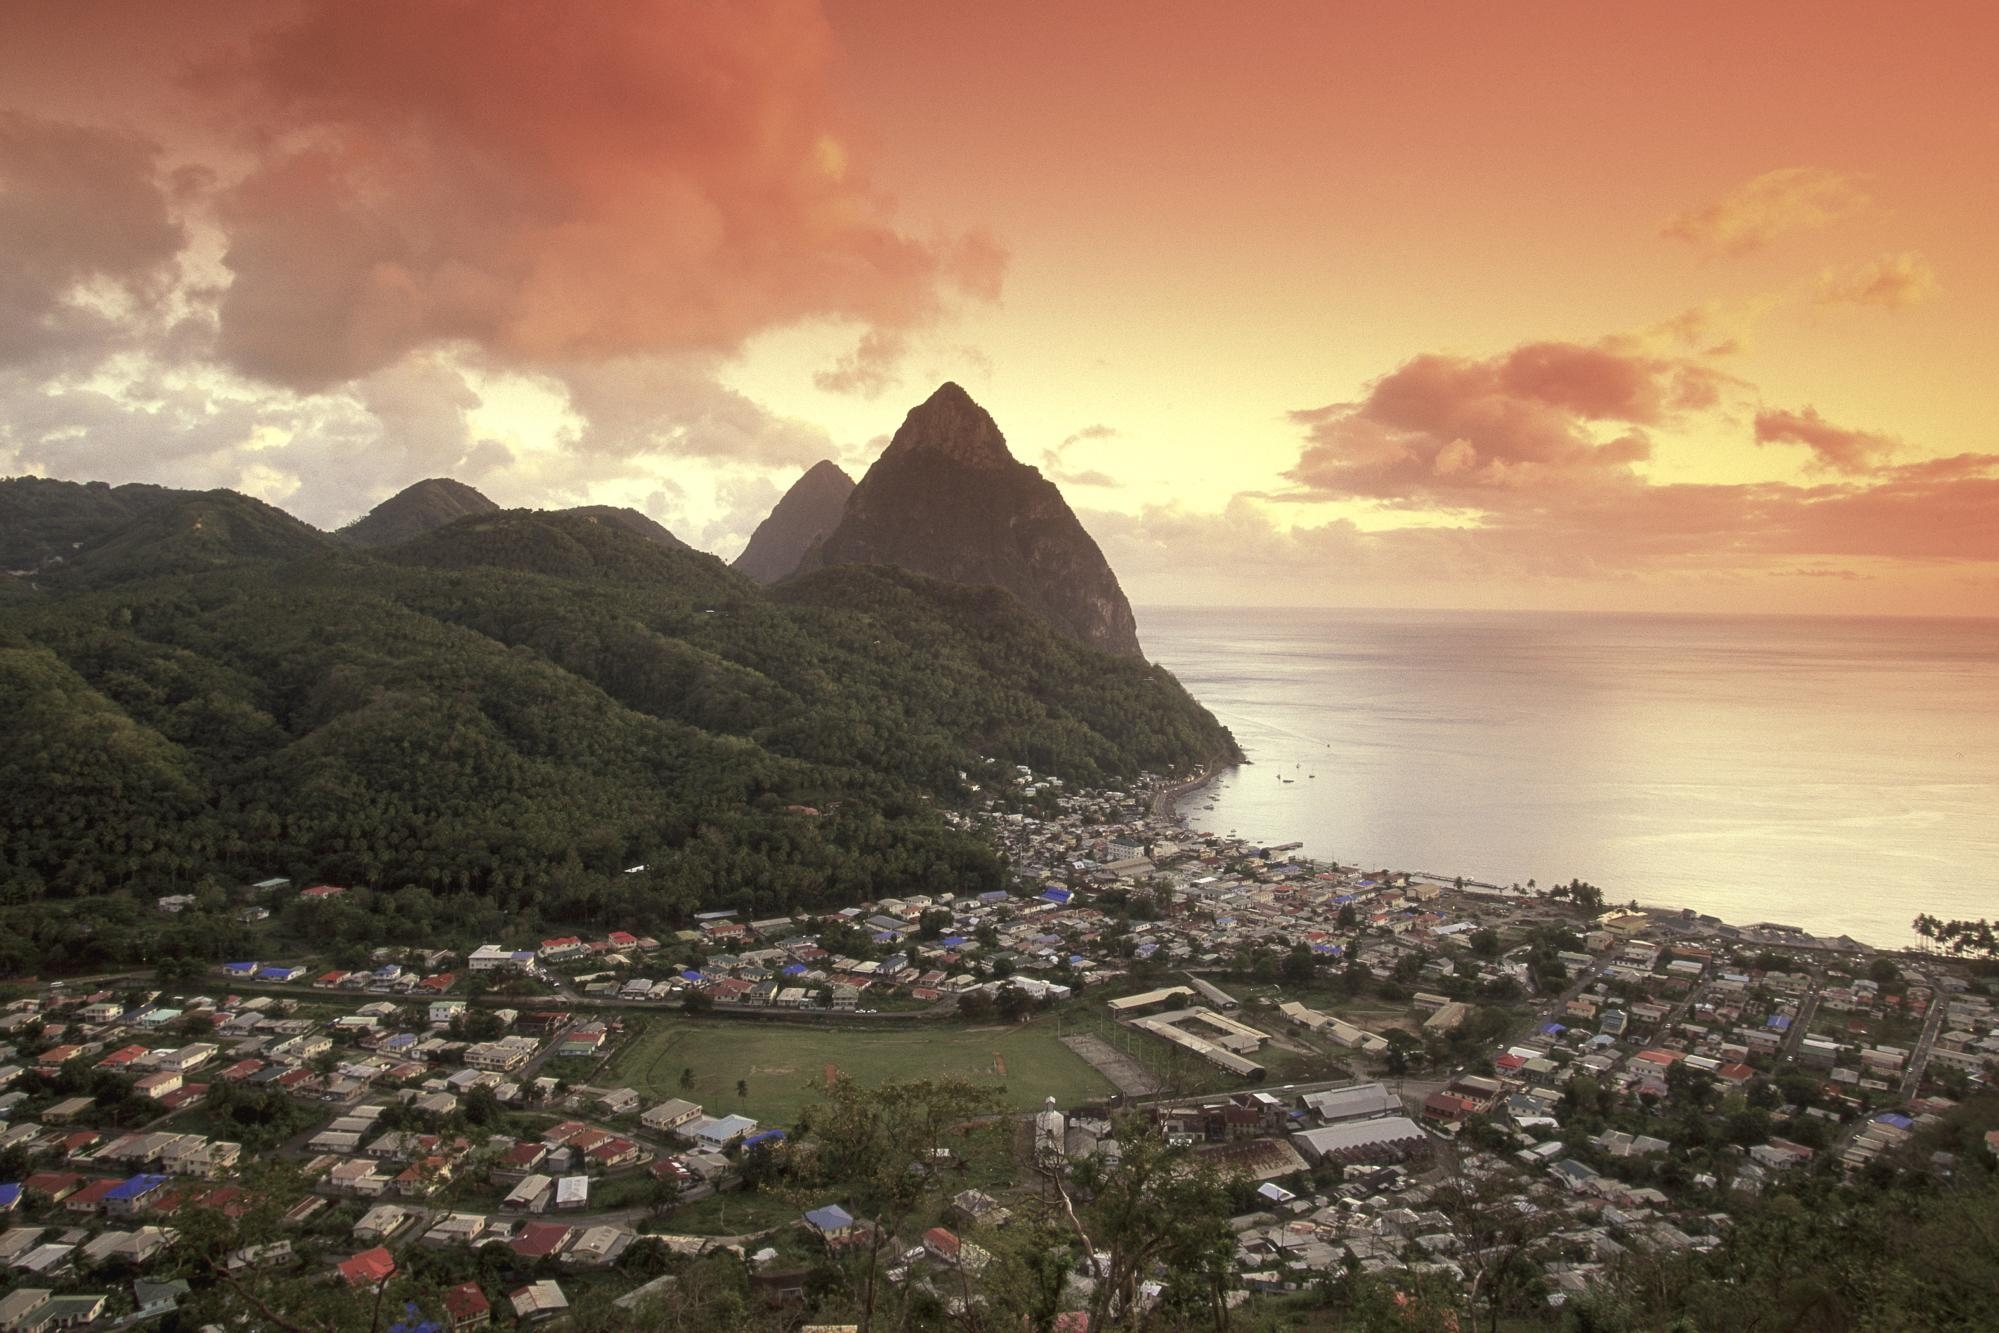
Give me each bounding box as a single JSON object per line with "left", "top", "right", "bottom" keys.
{"left": 1139, "top": 607, "right": 1999, "bottom": 948}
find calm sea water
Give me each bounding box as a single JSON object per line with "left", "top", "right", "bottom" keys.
{"left": 1139, "top": 607, "right": 1999, "bottom": 948}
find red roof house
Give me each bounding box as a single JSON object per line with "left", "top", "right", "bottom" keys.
{"left": 337, "top": 1246, "right": 397, "bottom": 1288}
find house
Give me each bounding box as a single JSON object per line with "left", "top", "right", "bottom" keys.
{"left": 694, "top": 1114, "right": 757, "bottom": 1150}
{"left": 510, "top": 1279, "right": 570, "bottom": 1323}
{"left": 560, "top": 1224, "right": 631, "bottom": 1267}
{"left": 469, "top": 945, "right": 521, "bottom": 971}
{"left": 0, "top": 1290, "right": 110, "bottom": 1330}
{"left": 442, "top": 1282, "right": 493, "bottom": 1329}
{"left": 422, "top": 1214, "right": 487, "bottom": 1247}
{"left": 640, "top": 1098, "right": 702, "bottom": 1134}
{"left": 336, "top": 1246, "right": 397, "bottom": 1289}
{"left": 104, "top": 1174, "right": 170, "bottom": 1216}
{"left": 159, "top": 1042, "right": 218, "bottom": 1073}
{"left": 584, "top": 1137, "right": 640, "bottom": 1169}
{"left": 22, "top": 1173, "right": 81, "bottom": 1205}
{"left": 804, "top": 1203, "right": 856, "bottom": 1242}
{"left": 504, "top": 1174, "right": 554, "bottom": 1213}
{"left": 498, "top": 1141, "right": 549, "bottom": 1173}
{"left": 596, "top": 1088, "right": 641, "bottom": 1117}
{"left": 354, "top": 1204, "right": 413, "bottom": 1242}
{"left": 65, "top": 1178, "right": 121, "bottom": 1213}
{"left": 508, "top": 1221, "right": 571, "bottom": 1261}
{"left": 923, "top": 1227, "right": 963, "bottom": 1265}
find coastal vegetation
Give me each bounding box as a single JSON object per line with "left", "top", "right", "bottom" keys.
{"left": 0, "top": 488, "right": 1235, "bottom": 974}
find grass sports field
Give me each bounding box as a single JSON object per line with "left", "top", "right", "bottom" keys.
{"left": 603, "top": 1016, "right": 1114, "bottom": 1125}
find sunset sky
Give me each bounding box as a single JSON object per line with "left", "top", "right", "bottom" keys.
{"left": 2, "top": 0, "right": 1995, "bottom": 615}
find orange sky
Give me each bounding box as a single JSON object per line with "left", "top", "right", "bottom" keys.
{"left": 1, "top": 1, "right": 1994, "bottom": 614}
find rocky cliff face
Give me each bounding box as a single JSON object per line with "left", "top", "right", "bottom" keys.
{"left": 732, "top": 459, "right": 855, "bottom": 583}
{"left": 337, "top": 478, "right": 498, "bottom": 547}
{"left": 796, "top": 383, "right": 1143, "bottom": 657}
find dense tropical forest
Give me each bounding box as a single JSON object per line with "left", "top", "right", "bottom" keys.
{"left": 0, "top": 484, "right": 1237, "bottom": 975}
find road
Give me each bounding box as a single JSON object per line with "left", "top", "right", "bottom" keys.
{"left": 1898, "top": 989, "right": 1947, "bottom": 1100}
{"left": 203, "top": 976, "right": 961, "bottom": 1023}
{"left": 1780, "top": 976, "right": 1822, "bottom": 1061}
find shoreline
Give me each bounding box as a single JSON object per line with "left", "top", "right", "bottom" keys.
{"left": 1150, "top": 770, "right": 1910, "bottom": 958}
{"left": 1150, "top": 763, "right": 1232, "bottom": 820}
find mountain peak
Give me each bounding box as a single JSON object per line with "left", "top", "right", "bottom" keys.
{"left": 733, "top": 459, "right": 856, "bottom": 584}
{"left": 796, "top": 389, "right": 1143, "bottom": 657}
{"left": 879, "top": 381, "right": 1013, "bottom": 471}
{"left": 338, "top": 477, "right": 498, "bottom": 548}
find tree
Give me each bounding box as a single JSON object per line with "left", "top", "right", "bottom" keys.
{"left": 1063, "top": 1119, "right": 1242, "bottom": 1329}
{"left": 462, "top": 1084, "right": 502, "bottom": 1128}
{"left": 1281, "top": 944, "right": 1318, "bottom": 984}
{"left": 1383, "top": 1029, "right": 1422, "bottom": 1076}
{"left": 994, "top": 984, "right": 1035, "bottom": 1023}
{"left": 1433, "top": 1146, "right": 1554, "bottom": 1332}
{"left": 735, "top": 1078, "right": 748, "bottom": 1101}
{"left": 803, "top": 1077, "right": 1002, "bottom": 1332}
{"left": 680, "top": 1066, "right": 695, "bottom": 1091}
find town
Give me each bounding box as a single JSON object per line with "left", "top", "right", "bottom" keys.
{"left": 1, "top": 762, "right": 1995, "bottom": 1329}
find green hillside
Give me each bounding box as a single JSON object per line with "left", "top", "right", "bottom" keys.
{"left": 0, "top": 493, "right": 1235, "bottom": 974}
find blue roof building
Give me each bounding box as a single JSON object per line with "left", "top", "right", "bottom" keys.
{"left": 107, "top": 1173, "right": 170, "bottom": 1203}
{"left": 804, "top": 1203, "right": 854, "bottom": 1234}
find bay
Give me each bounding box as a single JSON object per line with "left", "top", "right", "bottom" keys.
{"left": 1140, "top": 606, "right": 1999, "bottom": 947}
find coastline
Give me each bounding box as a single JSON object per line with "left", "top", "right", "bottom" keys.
{"left": 1150, "top": 767, "right": 1906, "bottom": 957}
{"left": 1150, "top": 763, "right": 1232, "bottom": 820}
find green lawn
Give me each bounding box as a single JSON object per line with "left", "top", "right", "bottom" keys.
{"left": 654, "top": 1188, "right": 804, "bottom": 1237}
{"left": 601, "top": 1015, "right": 1114, "bottom": 1126}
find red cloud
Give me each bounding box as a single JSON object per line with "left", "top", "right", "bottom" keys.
{"left": 1285, "top": 341, "right": 1731, "bottom": 505}
{"left": 200, "top": 0, "right": 1002, "bottom": 389}
{"left": 1753, "top": 406, "right": 1897, "bottom": 474}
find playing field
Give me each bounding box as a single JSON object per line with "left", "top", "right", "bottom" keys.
{"left": 603, "top": 1016, "right": 1114, "bottom": 1125}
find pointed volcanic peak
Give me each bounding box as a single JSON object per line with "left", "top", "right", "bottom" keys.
{"left": 795, "top": 383, "right": 1143, "bottom": 657}
{"left": 336, "top": 477, "right": 499, "bottom": 548}
{"left": 732, "top": 460, "right": 856, "bottom": 584}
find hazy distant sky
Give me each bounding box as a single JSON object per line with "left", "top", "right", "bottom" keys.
{"left": 2, "top": 0, "right": 1995, "bottom": 614}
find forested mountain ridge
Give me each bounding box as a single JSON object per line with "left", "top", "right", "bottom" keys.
{"left": 0, "top": 494, "right": 1237, "bottom": 975}
{"left": 1, "top": 476, "right": 197, "bottom": 572}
